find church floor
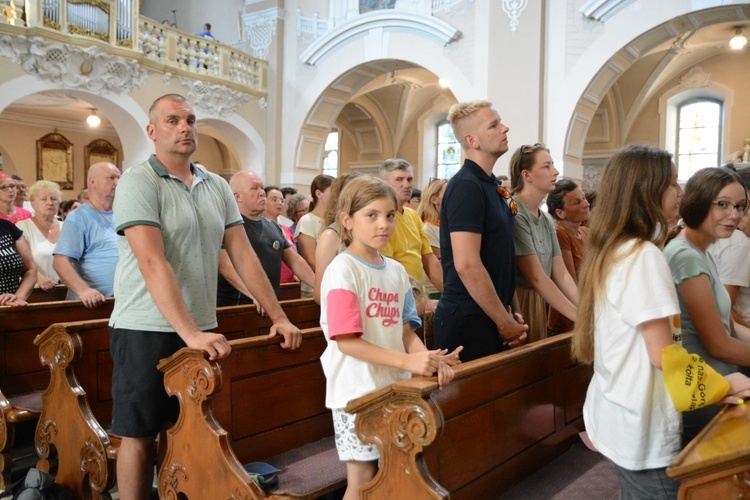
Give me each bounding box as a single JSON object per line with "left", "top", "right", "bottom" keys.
{"left": 497, "top": 441, "right": 619, "bottom": 499}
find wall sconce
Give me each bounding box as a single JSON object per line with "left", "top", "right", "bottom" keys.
{"left": 730, "top": 27, "right": 747, "bottom": 50}
{"left": 86, "top": 108, "right": 101, "bottom": 128}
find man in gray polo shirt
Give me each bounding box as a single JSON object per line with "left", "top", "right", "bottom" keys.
{"left": 109, "top": 93, "right": 302, "bottom": 500}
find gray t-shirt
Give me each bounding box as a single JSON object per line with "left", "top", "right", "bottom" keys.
{"left": 665, "top": 237, "right": 735, "bottom": 376}
{"left": 512, "top": 196, "right": 561, "bottom": 289}
{"left": 110, "top": 155, "right": 242, "bottom": 332}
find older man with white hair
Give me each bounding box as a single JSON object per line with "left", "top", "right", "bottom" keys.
{"left": 217, "top": 170, "right": 314, "bottom": 306}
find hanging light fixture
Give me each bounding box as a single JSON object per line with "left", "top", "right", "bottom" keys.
{"left": 86, "top": 108, "right": 101, "bottom": 128}
{"left": 729, "top": 27, "right": 747, "bottom": 50}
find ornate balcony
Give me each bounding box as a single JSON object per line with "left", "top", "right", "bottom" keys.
{"left": 0, "top": 0, "right": 267, "bottom": 98}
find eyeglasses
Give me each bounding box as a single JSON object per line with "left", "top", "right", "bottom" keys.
{"left": 712, "top": 200, "right": 750, "bottom": 215}
{"left": 497, "top": 186, "right": 517, "bottom": 216}
{"left": 270, "top": 196, "right": 287, "bottom": 204}
{"left": 295, "top": 208, "right": 309, "bottom": 215}
{"left": 517, "top": 143, "right": 546, "bottom": 169}
{"left": 0, "top": 184, "right": 17, "bottom": 191}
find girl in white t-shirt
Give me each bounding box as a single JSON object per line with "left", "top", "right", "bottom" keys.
{"left": 320, "top": 176, "right": 461, "bottom": 500}
{"left": 572, "top": 145, "right": 750, "bottom": 499}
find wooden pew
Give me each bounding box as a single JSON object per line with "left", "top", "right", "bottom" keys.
{"left": 344, "top": 333, "right": 591, "bottom": 499}
{"left": 157, "top": 327, "right": 345, "bottom": 499}
{"left": 26, "top": 285, "right": 69, "bottom": 303}
{"left": 667, "top": 404, "right": 750, "bottom": 498}
{"left": 278, "top": 281, "right": 301, "bottom": 301}
{"left": 0, "top": 298, "right": 114, "bottom": 489}
{"left": 33, "top": 299, "right": 321, "bottom": 498}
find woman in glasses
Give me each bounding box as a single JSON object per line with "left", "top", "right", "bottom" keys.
{"left": 263, "top": 186, "right": 298, "bottom": 284}
{"left": 0, "top": 174, "right": 32, "bottom": 224}
{"left": 509, "top": 144, "right": 577, "bottom": 342}
{"left": 665, "top": 167, "right": 750, "bottom": 444}
{"left": 573, "top": 145, "right": 750, "bottom": 499}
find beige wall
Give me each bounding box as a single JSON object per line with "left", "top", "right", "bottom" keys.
{"left": 0, "top": 121, "right": 123, "bottom": 200}
{"left": 626, "top": 52, "right": 750, "bottom": 158}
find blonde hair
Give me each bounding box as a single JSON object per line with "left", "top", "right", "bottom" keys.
{"left": 27, "top": 180, "right": 61, "bottom": 202}
{"left": 447, "top": 100, "right": 492, "bottom": 149}
{"left": 337, "top": 176, "right": 398, "bottom": 248}
{"left": 417, "top": 178, "right": 447, "bottom": 223}
{"left": 572, "top": 145, "right": 674, "bottom": 364}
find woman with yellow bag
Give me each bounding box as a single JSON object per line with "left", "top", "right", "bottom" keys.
{"left": 572, "top": 145, "right": 750, "bottom": 499}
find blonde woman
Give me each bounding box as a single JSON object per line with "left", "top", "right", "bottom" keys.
{"left": 417, "top": 178, "right": 448, "bottom": 299}
{"left": 16, "top": 180, "right": 63, "bottom": 291}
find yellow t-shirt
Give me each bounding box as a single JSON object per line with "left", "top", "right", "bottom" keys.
{"left": 381, "top": 207, "right": 433, "bottom": 283}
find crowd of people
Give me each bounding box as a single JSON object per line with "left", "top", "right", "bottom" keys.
{"left": 2, "top": 94, "right": 750, "bottom": 499}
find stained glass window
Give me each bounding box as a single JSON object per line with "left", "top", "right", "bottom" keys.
{"left": 322, "top": 130, "right": 339, "bottom": 178}
{"left": 437, "top": 121, "right": 460, "bottom": 179}
{"left": 676, "top": 99, "right": 722, "bottom": 181}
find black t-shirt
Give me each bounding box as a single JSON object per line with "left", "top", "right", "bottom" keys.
{"left": 0, "top": 219, "right": 24, "bottom": 294}
{"left": 439, "top": 160, "right": 516, "bottom": 312}
{"left": 216, "top": 215, "right": 291, "bottom": 306}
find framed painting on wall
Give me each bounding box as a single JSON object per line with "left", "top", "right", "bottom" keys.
{"left": 37, "top": 132, "right": 73, "bottom": 190}
{"left": 84, "top": 139, "right": 119, "bottom": 180}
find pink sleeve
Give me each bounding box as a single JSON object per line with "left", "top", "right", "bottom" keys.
{"left": 326, "top": 289, "right": 364, "bottom": 339}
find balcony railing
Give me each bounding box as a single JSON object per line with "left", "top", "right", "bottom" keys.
{"left": 3, "top": 0, "right": 266, "bottom": 97}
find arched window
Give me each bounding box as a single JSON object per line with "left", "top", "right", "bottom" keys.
{"left": 676, "top": 98, "right": 722, "bottom": 181}
{"left": 437, "top": 121, "right": 460, "bottom": 179}
{"left": 322, "top": 129, "right": 339, "bottom": 178}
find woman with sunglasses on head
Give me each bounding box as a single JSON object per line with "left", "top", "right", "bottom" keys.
{"left": 574, "top": 145, "right": 750, "bottom": 500}
{"left": 510, "top": 144, "right": 578, "bottom": 342}
{"left": 665, "top": 167, "right": 750, "bottom": 445}
{"left": 0, "top": 174, "right": 32, "bottom": 224}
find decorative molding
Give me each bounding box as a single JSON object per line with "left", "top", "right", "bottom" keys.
{"left": 502, "top": 0, "right": 529, "bottom": 33}
{"left": 0, "top": 35, "right": 146, "bottom": 94}
{"left": 243, "top": 7, "right": 284, "bottom": 60}
{"left": 296, "top": 8, "right": 330, "bottom": 44}
{"left": 679, "top": 66, "right": 711, "bottom": 91}
{"left": 580, "top": 0, "right": 635, "bottom": 22}
{"left": 178, "top": 77, "right": 253, "bottom": 116}
{"left": 432, "top": 0, "right": 475, "bottom": 17}
{"left": 300, "top": 11, "right": 461, "bottom": 66}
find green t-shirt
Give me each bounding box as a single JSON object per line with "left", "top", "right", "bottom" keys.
{"left": 110, "top": 155, "right": 242, "bottom": 332}
{"left": 512, "top": 197, "right": 561, "bottom": 289}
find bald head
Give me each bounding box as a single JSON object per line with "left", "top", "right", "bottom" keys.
{"left": 148, "top": 94, "right": 190, "bottom": 124}
{"left": 87, "top": 162, "right": 120, "bottom": 208}
{"left": 230, "top": 171, "right": 266, "bottom": 219}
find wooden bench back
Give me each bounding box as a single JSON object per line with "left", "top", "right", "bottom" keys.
{"left": 33, "top": 299, "right": 320, "bottom": 498}
{"left": 26, "top": 285, "right": 69, "bottom": 303}
{"left": 157, "top": 327, "right": 330, "bottom": 499}
{"left": 0, "top": 299, "right": 114, "bottom": 396}
{"left": 278, "top": 281, "right": 301, "bottom": 301}
{"left": 346, "top": 334, "right": 592, "bottom": 499}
